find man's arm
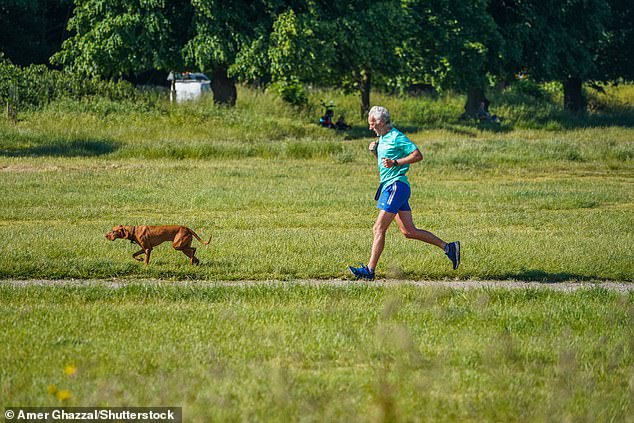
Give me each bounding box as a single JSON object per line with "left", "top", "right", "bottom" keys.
{"left": 382, "top": 149, "right": 422, "bottom": 168}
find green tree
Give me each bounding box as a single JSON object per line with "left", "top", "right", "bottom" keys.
{"left": 401, "top": 0, "right": 504, "bottom": 118}
{"left": 443, "top": 0, "right": 502, "bottom": 118}
{"left": 395, "top": 0, "right": 449, "bottom": 91}
{"left": 331, "top": 1, "right": 410, "bottom": 117}
{"left": 267, "top": 1, "right": 409, "bottom": 117}
{"left": 51, "top": 0, "right": 287, "bottom": 105}
{"left": 491, "top": 0, "right": 613, "bottom": 112}
{"left": 186, "top": 0, "right": 247, "bottom": 105}
{"left": 52, "top": 0, "right": 192, "bottom": 79}
{"left": 265, "top": 8, "right": 334, "bottom": 105}
{"left": 184, "top": 0, "right": 306, "bottom": 105}
{"left": 487, "top": 0, "right": 534, "bottom": 80}
{"left": 598, "top": 0, "right": 634, "bottom": 82}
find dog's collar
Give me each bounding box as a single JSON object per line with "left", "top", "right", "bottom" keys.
{"left": 129, "top": 226, "right": 136, "bottom": 244}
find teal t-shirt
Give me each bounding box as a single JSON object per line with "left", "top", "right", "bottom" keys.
{"left": 376, "top": 128, "right": 419, "bottom": 190}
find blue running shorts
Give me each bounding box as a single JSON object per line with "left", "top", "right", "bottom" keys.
{"left": 377, "top": 181, "right": 411, "bottom": 214}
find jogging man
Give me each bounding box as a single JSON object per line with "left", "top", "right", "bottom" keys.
{"left": 348, "top": 106, "right": 460, "bottom": 280}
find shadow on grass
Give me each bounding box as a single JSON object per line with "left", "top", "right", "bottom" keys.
{"left": 342, "top": 101, "right": 634, "bottom": 136}
{"left": 545, "top": 108, "right": 634, "bottom": 129}
{"left": 341, "top": 126, "right": 375, "bottom": 140}
{"left": 0, "top": 138, "right": 119, "bottom": 157}
{"left": 498, "top": 269, "right": 609, "bottom": 283}
{"left": 339, "top": 121, "right": 517, "bottom": 139}
{"left": 340, "top": 124, "right": 480, "bottom": 140}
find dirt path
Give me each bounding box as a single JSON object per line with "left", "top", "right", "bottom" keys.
{"left": 2, "top": 279, "right": 633, "bottom": 293}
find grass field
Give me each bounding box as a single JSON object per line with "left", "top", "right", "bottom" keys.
{"left": 0, "top": 149, "right": 632, "bottom": 281}
{"left": 1, "top": 283, "right": 633, "bottom": 422}
{"left": 0, "top": 91, "right": 632, "bottom": 280}
{"left": 1, "top": 85, "right": 633, "bottom": 420}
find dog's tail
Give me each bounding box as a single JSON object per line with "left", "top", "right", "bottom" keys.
{"left": 190, "top": 229, "right": 211, "bottom": 245}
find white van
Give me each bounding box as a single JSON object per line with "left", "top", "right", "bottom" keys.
{"left": 168, "top": 72, "right": 211, "bottom": 103}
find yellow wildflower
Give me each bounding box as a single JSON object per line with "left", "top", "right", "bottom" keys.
{"left": 56, "top": 389, "right": 72, "bottom": 401}
{"left": 64, "top": 365, "right": 77, "bottom": 376}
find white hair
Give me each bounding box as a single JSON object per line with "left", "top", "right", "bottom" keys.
{"left": 368, "top": 106, "right": 391, "bottom": 125}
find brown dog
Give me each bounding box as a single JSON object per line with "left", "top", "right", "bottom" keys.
{"left": 105, "top": 225, "right": 211, "bottom": 265}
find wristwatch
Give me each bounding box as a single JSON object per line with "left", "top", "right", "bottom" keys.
{"left": 393, "top": 159, "right": 398, "bottom": 166}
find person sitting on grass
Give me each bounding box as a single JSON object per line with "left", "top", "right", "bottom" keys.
{"left": 476, "top": 101, "right": 501, "bottom": 124}
{"left": 320, "top": 108, "right": 335, "bottom": 128}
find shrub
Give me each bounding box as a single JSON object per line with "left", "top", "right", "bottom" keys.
{"left": 270, "top": 78, "right": 308, "bottom": 106}
{"left": 0, "top": 55, "right": 139, "bottom": 113}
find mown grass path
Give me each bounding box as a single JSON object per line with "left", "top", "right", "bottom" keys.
{"left": 3, "top": 279, "right": 633, "bottom": 292}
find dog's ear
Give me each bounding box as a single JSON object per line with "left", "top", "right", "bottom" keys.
{"left": 117, "top": 226, "right": 128, "bottom": 238}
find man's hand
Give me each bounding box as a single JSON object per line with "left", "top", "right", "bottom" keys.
{"left": 369, "top": 140, "right": 378, "bottom": 157}
{"left": 382, "top": 157, "right": 398, "bottom": 168}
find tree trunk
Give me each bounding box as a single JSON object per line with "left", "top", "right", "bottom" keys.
{"left": 463, "top": 87, "right": 488, "bottom": 119}
{"left": 359, "top": 69, "right": 371, "bottom": 119}
{"left": 563, "top": 76, "right": 585, "bottom": 113}
{"left": 211, "top": 67, "right": 237, "bottom": 106}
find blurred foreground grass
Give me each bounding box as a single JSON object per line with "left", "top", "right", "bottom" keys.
{"left": 1, "top": 283, "right": 632, "bottom": 422}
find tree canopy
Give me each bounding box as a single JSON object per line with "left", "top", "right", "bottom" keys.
{"left": 1, "top": 0, "right": 631, "bottom": 112}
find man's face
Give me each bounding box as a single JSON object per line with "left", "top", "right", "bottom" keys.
{"left": 368, "top": 115, "right": 388, "bottom": 136}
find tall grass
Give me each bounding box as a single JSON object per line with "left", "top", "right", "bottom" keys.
{"left": 1, "top": 283, "right": 632, "bottom": 421}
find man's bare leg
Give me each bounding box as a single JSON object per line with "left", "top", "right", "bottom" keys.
{"left": 368, "top": 210, "right": 397, "bottom": 270}
{"left": 395, "top": 210, "right": 446, "bottom": 249}
{"left": 396, "top": 210, "right": 460, "bottom": 270}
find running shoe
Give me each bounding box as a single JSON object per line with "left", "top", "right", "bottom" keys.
{"left": 445, "top": 241, "right": 461, "bottom": 270}
{"left": 348, "top": 263, "right": 375, "bottom": 280}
